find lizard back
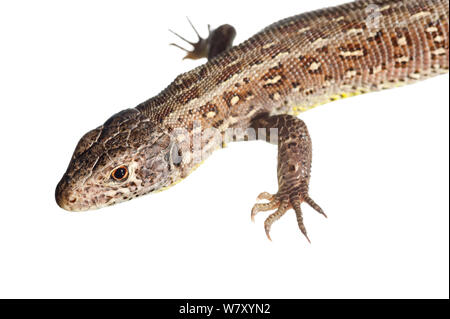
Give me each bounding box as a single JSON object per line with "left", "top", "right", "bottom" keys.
{"left": 137, "top": 0, "right": 449, "bottom": 133}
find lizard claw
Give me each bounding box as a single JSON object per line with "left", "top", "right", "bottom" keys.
{"left": 263, "top": 200, "right": 289, "bottom": 241}
{"left": 251, "top": 190, "right": 324, "bottom": 242}
{"left": 252, "top": 203, "right": 276, "bottom": 222}
{"left": 257, "top": 191, "right": 274, "bottom": 201}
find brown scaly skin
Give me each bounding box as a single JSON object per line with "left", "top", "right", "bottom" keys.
{"left": 56, "top": 0, "right": 449, "bottom": 241}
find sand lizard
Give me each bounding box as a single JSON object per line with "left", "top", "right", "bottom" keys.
{"left": 55, "top": 0, "right": 449, "bottom": 241}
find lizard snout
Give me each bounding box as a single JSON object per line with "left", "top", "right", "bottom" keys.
{"left": 55, "top": 178, "right": 82, "bottom": 212}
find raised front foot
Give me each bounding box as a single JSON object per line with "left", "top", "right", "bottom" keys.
{"left": 251, "top": 190, "right": 326, "bottom": 242}
{"left": 169, "top": 17, "right": 236, "bottom": 61}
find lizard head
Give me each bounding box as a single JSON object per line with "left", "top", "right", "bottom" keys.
{"left": 55, "top": 109, "right": 175, "bottom": 211}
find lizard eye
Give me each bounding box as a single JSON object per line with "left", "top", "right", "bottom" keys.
{"left": 111, "top": 165, "right": 129, "bottom": 182}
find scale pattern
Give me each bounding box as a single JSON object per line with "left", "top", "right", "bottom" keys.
{"left": 56, "top": 0, "right": 449, "bottom": 240}
{"left": 137, "top": 0, "right": 448, "bottom": 129}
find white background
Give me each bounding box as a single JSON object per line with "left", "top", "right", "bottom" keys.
{"left": 0, "top": 0, "right": 448, "bottom": 299}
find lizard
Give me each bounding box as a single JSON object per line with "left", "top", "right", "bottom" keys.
{"left": 55, "top": 0, "right": 449, "bottom": 242}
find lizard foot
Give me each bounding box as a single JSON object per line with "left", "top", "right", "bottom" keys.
{"left": 170, "top": 18, "right": 236, "bottom": 60}
{"left": 169, "top": 17, "right": 210, "bottom": 60}
{"left": 251, "top": 190, "right": 326, "bottom": 242}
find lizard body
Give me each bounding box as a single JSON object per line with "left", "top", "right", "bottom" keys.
{"left": 56, "top": 0, "right": 449, "bottom": 241}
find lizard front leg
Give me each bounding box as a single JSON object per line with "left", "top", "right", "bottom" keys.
{"left": 250, "top": 114, "right": 326, "bottom": 242}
